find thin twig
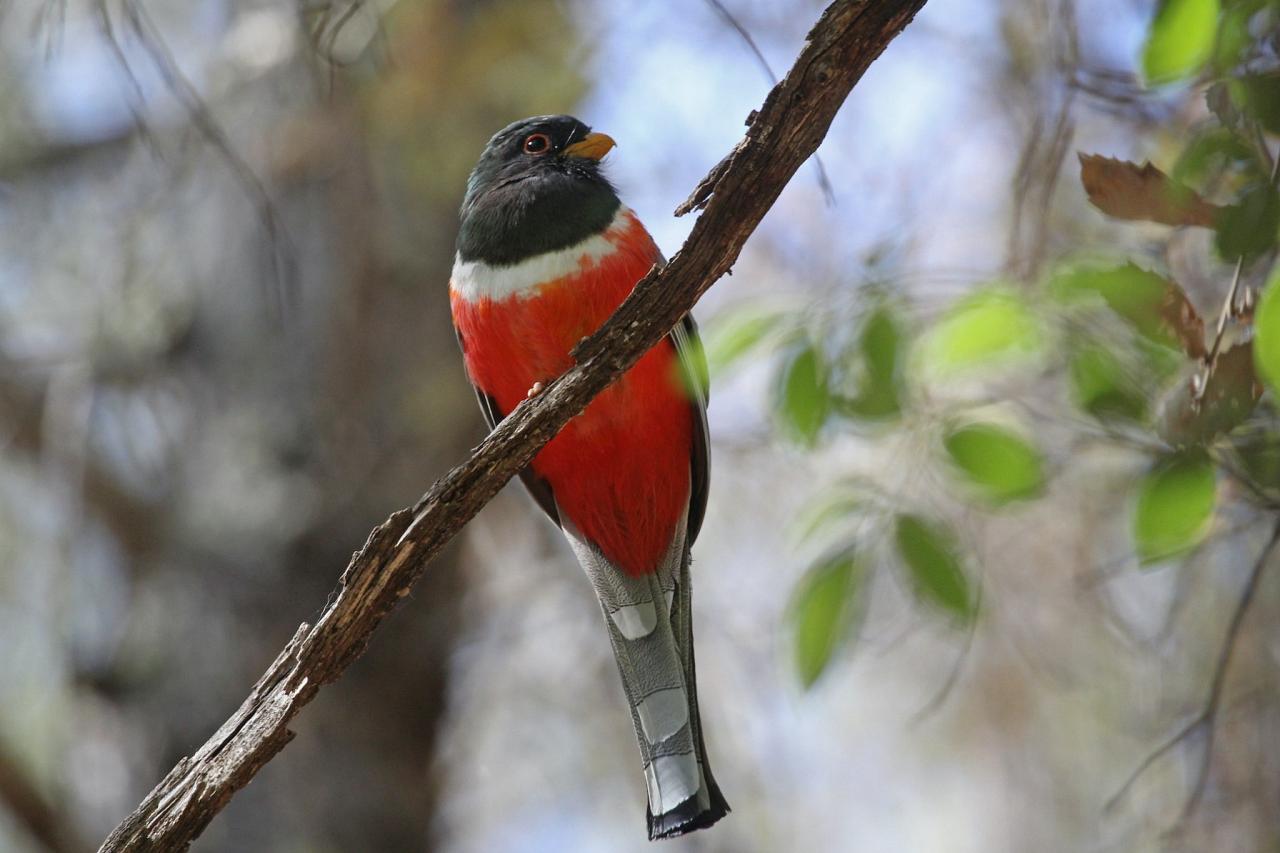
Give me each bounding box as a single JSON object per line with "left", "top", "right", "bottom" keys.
{"left": 33, "top": 0, "right": 66, "bottom": 58}
{"left": 1006, "top": 0, "right": 1078, "bottom": 281}
{"left": 703, "top": 0, "right": 837, "bottom": 206}
{"left": 90, "top": 0, "right": 158, "bottom": 154}
{"left": 1025, "top": 93, "right": 1075, "bottom": 279}
{"left": 1205, "top": 257, "right": 1248, "bottom": 369}
{"left": 98, "top": 0, "right": 299, "bottom": 319}
{"left": 1104, "top": 517, "right": 1280, "bottom": 818}
{"left": 1023, "top": 0, "right": 1079, "bottom": 279}
{"left": 1202, "top": 131, "right": 1280, "bottom": 370}
{"left": 909, "top": 581, "right": 982, "bottom": 724}
{"left": 1179, "top": 517, "right": 1279, "bottom": 818}
{"left": 1252, "top": 121, "right": 1274, "bottom": 176}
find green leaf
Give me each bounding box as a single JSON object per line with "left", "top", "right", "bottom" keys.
{"left": 1215, "top": 182, "right": 1280, "bottom": 260}
{"left": 840, "top": 302, "right": 904, "bottom": 421}
{"left": 1133, "top": 451, "right": 1217, "bottom": 564}
{"left": 1172, "top": 127, "right": 1256, "bottom": 189}
{"left": 1208, "top": 81, "right": 1243, "bottom": 129}
{"left": 776, "top": 340, "right": 830, "bottom": 446}
{"left": 1069, "top": 345, "right": 1147, "bottom": 422}
{"left": 1254, "top": 267, "right": 1280, "bottom": 394}
{"left": 1213, "top": 4, "right": 1253, "bottom": 72}
{"left": 943, "top": 422, "right": 1046, "bottom": 505}
{"left": 1052, "top": 264, "right": 1205, "bottom": 357}
{"left": 1135, "top": 334, "right": 1187, "bottom": 382}
{"left": 922, "top": 289, "right": 1043, "bottom": 374}
{"left": 860, "top": 303, "right": 901, "bottom": 386}
{"left": 790, "top": 548, "right": 863, "bottom": 688}
{"left": 838, "top": 385, "right": 901, "bottom": 420}
{"left": 1224, "top": 426, "right": 1280, "bottom": 500}
{"left": 792, "top": 490, "right": 865, "bottom": 545}
{"left": 894, "top": 514, "right": 976, "bottom": 623}
{"left": 704, "top": 307, "right": 789, "bottom": 375}
{"left": 668, "top": 329, "right": 709, "bottom": 401}
{"left": 1233, "top": 74, "right": 1280, "bottom": 134}
{"left": 1141, "top": 0, "right": 1220, "bottom": 86}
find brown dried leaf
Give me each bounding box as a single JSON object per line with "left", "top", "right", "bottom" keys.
{"left": 1159, "top": 283, "right": 1207, "bottom": 359}
{"left": 1079, "top": 153, "right": 1221, "bottom": 228}
{"left": 1155, "top": 342, "right": 1263, "bottom": 446}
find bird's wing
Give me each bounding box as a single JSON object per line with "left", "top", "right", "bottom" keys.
{"left": 669, "top": 314, "right": 710, "bottom": 543}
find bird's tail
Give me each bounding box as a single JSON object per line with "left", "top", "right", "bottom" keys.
{"left": 562, "top": 518, "right": 730, "bottom": 840}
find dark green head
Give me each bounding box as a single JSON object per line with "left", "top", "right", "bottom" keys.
{"left": 457, "top": 115, "right": 621, "bottom": 266}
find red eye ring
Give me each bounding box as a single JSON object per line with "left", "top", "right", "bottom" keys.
{"left": 522, "top": 133, "right": 551, "bottom": 154}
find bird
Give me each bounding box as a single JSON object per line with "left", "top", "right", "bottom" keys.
{"left": 449, "top": 114, "right": 729, "bottom": 840}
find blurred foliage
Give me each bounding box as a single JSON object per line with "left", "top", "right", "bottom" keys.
{"left": 704, "top": 306, "right": 793, "bottom": 376}
{"left": 1052, "top": 262, "right": 1206, "bottom": 356}
{"left": 1256, "top": 262, "right": 1280, "bottom": 387}
{"left": 774, "top": 337, "right": 830, "bottom": 447}
{"left": 1141, "top": 0, "right": 1220, "bottom": 85}
{"left": 1133, "top": 450, "right": 1217, "bottom": 563}
{"left": 0, "top": 0, "right": 591, "bottom": 849}
{"left": 892, "top": 514, "right": 976, "bottom": 624}
{"left": 837, "top": 301, "right": 904, "bottom": 420}
{"left": 788, "top": 547, "right": 864, "bottom": 689}
{"left": 1068, "top": 343, "right": 1149, "bottom": 421}
{"left": 942, "top": 421, "right": 1044, "bottom": 505}
{"left": 709, "top": 0, "right": 1280, "bottom": 747}
{"left": 920, "top": 288, "right": 1043, "bottom": 374}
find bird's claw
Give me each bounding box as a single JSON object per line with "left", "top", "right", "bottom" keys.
{"left": 526, "top": 381, "right": 545, "bottom": 399}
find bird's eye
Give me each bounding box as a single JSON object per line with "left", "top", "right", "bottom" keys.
{"left": 522, "top": 133, "right": 551, "bottom": 154}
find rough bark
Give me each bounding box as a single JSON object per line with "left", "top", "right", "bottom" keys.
{"left": 98, "top": 1, "right": 929, "bottom": 849}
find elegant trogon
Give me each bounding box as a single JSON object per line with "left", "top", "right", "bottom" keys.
{"left": 449, "top": 115, "right": 729, "bottom": 839}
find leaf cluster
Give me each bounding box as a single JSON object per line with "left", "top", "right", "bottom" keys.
{"left": 712, "top": 0, "right": 1280, "bottom": 687}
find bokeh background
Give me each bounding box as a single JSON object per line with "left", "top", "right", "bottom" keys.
{"left": 2, "top": 0, "right": 1279, "bottom": 851}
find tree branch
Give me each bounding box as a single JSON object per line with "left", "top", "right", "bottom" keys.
{"left": 97, "top": 1, "right": 928, "bottom": 849}
{"left": 0, "top": 741, "right": 77, "bottom": 853}
{"left": 701, "top": 0, "right": 837, "bottom": 205}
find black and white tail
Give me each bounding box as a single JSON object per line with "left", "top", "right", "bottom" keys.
{"left": 561, "top": 512, "right": 730, "bottom": 840}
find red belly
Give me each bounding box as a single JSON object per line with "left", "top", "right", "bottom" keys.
{"left": 451, "top": 228, "right": 692, "bottom": 576}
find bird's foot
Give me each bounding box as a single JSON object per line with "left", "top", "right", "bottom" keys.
{"left": 526, "top": 381, "right": 545, "bottom": 399}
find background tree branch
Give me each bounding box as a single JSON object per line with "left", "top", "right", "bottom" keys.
{"left": 98, "top": 0, "right": 928, "bottom": 849}
{"left": 0, "top": 742, "right": 76, "bottom": 853}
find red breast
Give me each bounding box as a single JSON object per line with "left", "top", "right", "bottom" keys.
{"left": 451, "top": 209, "right": 693, "bottom": 576}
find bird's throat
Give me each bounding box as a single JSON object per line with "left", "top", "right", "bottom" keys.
{"left": 456, "top": 171, "right": 620, "bottom": 267}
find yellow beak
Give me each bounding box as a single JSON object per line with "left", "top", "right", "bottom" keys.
{"left": 563, "top": 131, "right": 616, "bottom": 161}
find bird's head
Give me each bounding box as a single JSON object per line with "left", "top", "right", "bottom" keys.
{"left": 457, "top": 115, "right": 621, "bottom": 266}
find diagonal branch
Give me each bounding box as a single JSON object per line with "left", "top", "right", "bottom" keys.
{"left": 702, "top": 0, "right": 837, "bottom": 205}
{"left": 97, "top": 1, "right": 928, "bottom": 849}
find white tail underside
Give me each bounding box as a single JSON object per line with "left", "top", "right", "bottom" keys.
{"left": 558, "top": 494, "right": 712, "bottom": 822}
